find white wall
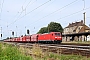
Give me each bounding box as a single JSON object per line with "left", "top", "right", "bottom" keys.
{"left": 87, "top": 35, "right": 90, "bottom": 41}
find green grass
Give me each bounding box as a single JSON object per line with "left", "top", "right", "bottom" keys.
{"left": 0, "top": 43, "right": 33, "bottom": 60}
{"left": 0, "top": 43, "right": 90, "bottom": 60}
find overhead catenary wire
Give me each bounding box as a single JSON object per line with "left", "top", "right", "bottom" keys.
{"left": 28, "top": 6, "right": 90, "bottom": 28}
{"left": 8, "top": 0, "right": 33, "bottom": 25}
{"left": 8, "top": 0, "right": 51, "bottom": 26}
{"left": 24, "top": 0, "right": 32, "bottom": 9}
{"left": 4, "top": 0, "right": 38, "bottom": 38}
{"left": 3, "top": 0, "right": 28, "bottom": 37}
{"left": 4, "top": 1, "right": 89, "bottom": 27}
{"left": 55, "top": 7, "right": 90, "bottom": 21}
{"left": 27, "top": 0, "right": 90, "bottom": 28}
{"left": 8, "top": 0, "right": 77, "bottom": 27}
{"left": 19, "top": 0, "right": 78, "bottom": 24}
{"left": 44, "top": 0, "right": 78, "bottom": 17}
{"left": 26, "top": 0, "right": 79, "bottom": 27}
{"left": 8, "top": 0, "right": 89, "bottom": 29}
{"left": 33, "top": 6, "right": 90, "bottom": 33}
{"left": 21, "top": 0, "right": 51, "bottom": 18}
{"left": 50, "top": 6, "right": 90, "bottom": 22}
{"left": 16, "top": 0, "right": 36, "bottom": 18}
{"left": 6, "top": 0, "right": 28, "bottom": 25}
{"left": 29, "top": 0, "right": 56, "bottom": 20}
{"left": 21, "top": 0, "right": 78, "bottom": 21}
{"left": 1, "top": 0, "right": 90, "bottom": 39}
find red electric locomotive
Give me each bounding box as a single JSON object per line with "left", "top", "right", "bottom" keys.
{"left": 38, "top": 32, "right": 62, "bottom": 43}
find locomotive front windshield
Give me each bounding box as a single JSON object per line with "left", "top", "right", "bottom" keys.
{"left": 54, "top": 33, "right": 61, "bottom": 36}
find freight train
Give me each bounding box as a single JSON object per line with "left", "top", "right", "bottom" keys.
{"left": 4, "top": 32, "right": 62, "bottom": 43}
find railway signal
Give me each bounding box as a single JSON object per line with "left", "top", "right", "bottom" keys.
{"left": 0, "top": 27, "right": 2, "bottom": 40}
{"left": 27, "top": 29, "right": 29, "bottom": 34}
{"left": 0, "top": 34, "right": 2, "bottom": 40}
{"left": 12, "top": 31, "right": 14, "bottom": 36}
{"left": 1, "top": 34, "right": 2, "bottom": 37}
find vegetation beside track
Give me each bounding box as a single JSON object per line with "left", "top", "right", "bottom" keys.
{"left": 0, "top": 42, "right": 90, "bottom": 60}
{"left": 0, "top": 43, "right": 32, "bottom": 60}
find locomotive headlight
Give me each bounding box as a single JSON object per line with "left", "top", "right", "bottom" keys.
{"left": 55, "top": 37, "right": 57, "bottom": 38}
{"left": 58, "top": 37, "right": 61, "bottom": 38}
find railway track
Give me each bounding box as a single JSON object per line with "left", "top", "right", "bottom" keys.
{"left": 2, "top": 42, "right": 90, "bottom": 57}
{"left": 38, "top": 44, "right": 90, "bottom": 57}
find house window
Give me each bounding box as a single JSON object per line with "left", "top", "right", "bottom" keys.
{"left": 66, "top": 29, "right": 68, "bottom": 32}
{"left": 78, "top": 27, "right": 80, "bottom": 30}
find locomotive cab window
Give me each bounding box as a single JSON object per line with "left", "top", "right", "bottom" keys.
{"left": 54, "top": 33, "right": 60, "bottom": 36}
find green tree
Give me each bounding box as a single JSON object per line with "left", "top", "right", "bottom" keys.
{"left": 48, "top": 22, "right": 63, "bottom": 32}
{"left": 37, "top": 22, "right": 63, "bottom": 33}
{"left": 37, "top": 27, "right": 48, "bottom": 34}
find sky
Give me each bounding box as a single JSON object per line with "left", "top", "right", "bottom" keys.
{"left": 0, "top": 0, "right": 90, "bottom": 39}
